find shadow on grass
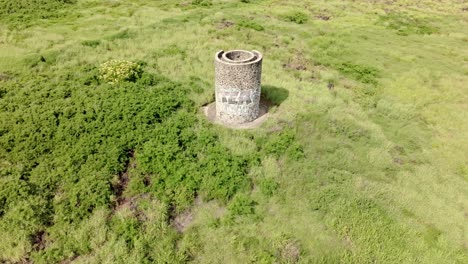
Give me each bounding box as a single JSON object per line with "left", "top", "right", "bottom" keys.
{"left": 262, "top": 85, "right": 289, "bottom": 106}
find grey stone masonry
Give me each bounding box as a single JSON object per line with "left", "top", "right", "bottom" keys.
{"left": 215, "top": 50, "right": 263, "bottom": 124}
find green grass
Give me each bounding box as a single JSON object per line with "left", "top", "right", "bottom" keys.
{"left": 0, "top": 0, "right": 467, "bottom": 263}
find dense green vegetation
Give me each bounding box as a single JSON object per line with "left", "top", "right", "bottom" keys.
{"left": 0, "top": 0, "right": 467, "bottom": 263}
{"left": 0, "top": 0, "right": 77, "bottom": 29}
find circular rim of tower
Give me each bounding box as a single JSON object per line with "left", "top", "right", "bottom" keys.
{"left": 222, "top": 50, "right": 256, "bottom": 64}
{"left": 215, "top": 50, "right": 263, "bottom": 66}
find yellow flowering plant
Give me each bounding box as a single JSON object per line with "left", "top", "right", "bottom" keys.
{"left": 99, "top": 59, "right": 142, "bottom": 84}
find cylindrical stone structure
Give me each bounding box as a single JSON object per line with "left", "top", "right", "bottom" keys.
{"left": 215, "top": 50, "right": 263, "bottom": 124}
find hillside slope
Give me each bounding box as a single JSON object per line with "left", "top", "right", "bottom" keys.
{"left": 0, "top": 0, "right": 467, "bottom": 263}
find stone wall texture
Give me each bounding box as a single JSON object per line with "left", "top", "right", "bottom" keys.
{"left": 215, "top": 50, "right": 263, "bottom": 124}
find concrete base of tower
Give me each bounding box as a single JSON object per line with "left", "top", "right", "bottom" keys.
{"left": 202, "top": 97, "right": 270, "bottom": 129}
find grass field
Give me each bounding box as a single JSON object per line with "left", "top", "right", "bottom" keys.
{"left": 0, "top": 0, "right": 467, "bottom": 263}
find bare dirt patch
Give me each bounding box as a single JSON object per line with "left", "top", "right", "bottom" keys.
{"left": 279, "top": 241, "right": 301, "bottom": 263}
{"left": 170, "top": 196, "right": 227, "bottom": 233}
{"left": 172, "top": 210, "right": 194, "bottom": 233}
{"left": 316, "top": 14, "right": 331, "bottom": 21}
{"left": 31, "top": 230, "right": 47, "bottom": 251}
{"left": 111, "top": 150, "right": 135, "bottom": 207}
{"left": 0, "top": 72, "right": 11, "bottom": 81}
{"left": 58, "top": 255, "right": 78, "bottom": 264}
{"left": 282, "top": 52, "right": 312, "bottom": 72}
{"left": 115, "top": 194, "right": 150, "bottom": 222}
{"left": 283, "top": 59, "right": 307, "bottom": 71}
{"left": 217, "top": 19, "right": 235, "bottom": 29}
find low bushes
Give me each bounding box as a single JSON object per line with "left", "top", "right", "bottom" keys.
{"left": 377, "top": 13, "right": 438, "bottom": 35}
{"left": 0, "top": 61, "right": 252, "bottom": 261}
{"left": 282, "top": 11, "right": 309, "bottom": 24}
{"left": 0, "top": 0, "right": 76, "bottom": 28}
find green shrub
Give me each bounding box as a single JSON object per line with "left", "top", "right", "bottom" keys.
{"left": 192, "top": 0, "right": 212, "bottom": 7}
{"left": 326, "top": 115, "right": 372, "bottom": 141}
{"left": 138, "top": 113, "right": 252, "bottom": 210}
{"left": 106, "top": 29, "right": 133, "bottom": 41}
{"left": 0, "top": 71, "right": 211, "bottom": 224}
{"left": 0, "top": 67, "right": 195, "bottom": 259}
{"left": 99, "top": 59, "right": 142, "bottom": 84}
{"left": 261, "top": 129, "right": 304, "bottom": 160}
{"left": 0, "top": 0, "right": 76, "bottom": 16}
{"left": 187, "top": 76, "right": 207, "bottom": 94}
{"left": 238, "top": 20, "right": 264, "bottom": 31}
{"left": 110, "top": 215, "right": 141, "bottom": 248}
{"left": 283, "top": 11, "right": 309, "bottom": 24}
{"left": 258, "top": 178, "right": 279, "bottom": 197}
{"left": 377, "top": 13, "right": 438, "bottom": 35}
{"left": 337, "top": 62, "right": 379, "bottom": 85}
{"left": 81, "top": 40, "right": 101, "bottom": 47}
{"left": 228, "top": 193, "right": 256, "bottom": 217}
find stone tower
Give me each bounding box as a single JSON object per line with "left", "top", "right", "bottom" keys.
{"left": 215, "top": 50, "right": 263, "bottom": 124}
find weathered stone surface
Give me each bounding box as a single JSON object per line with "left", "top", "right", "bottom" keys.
{"left": 215, "top": 50, "right": 263, "bottom": 124}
